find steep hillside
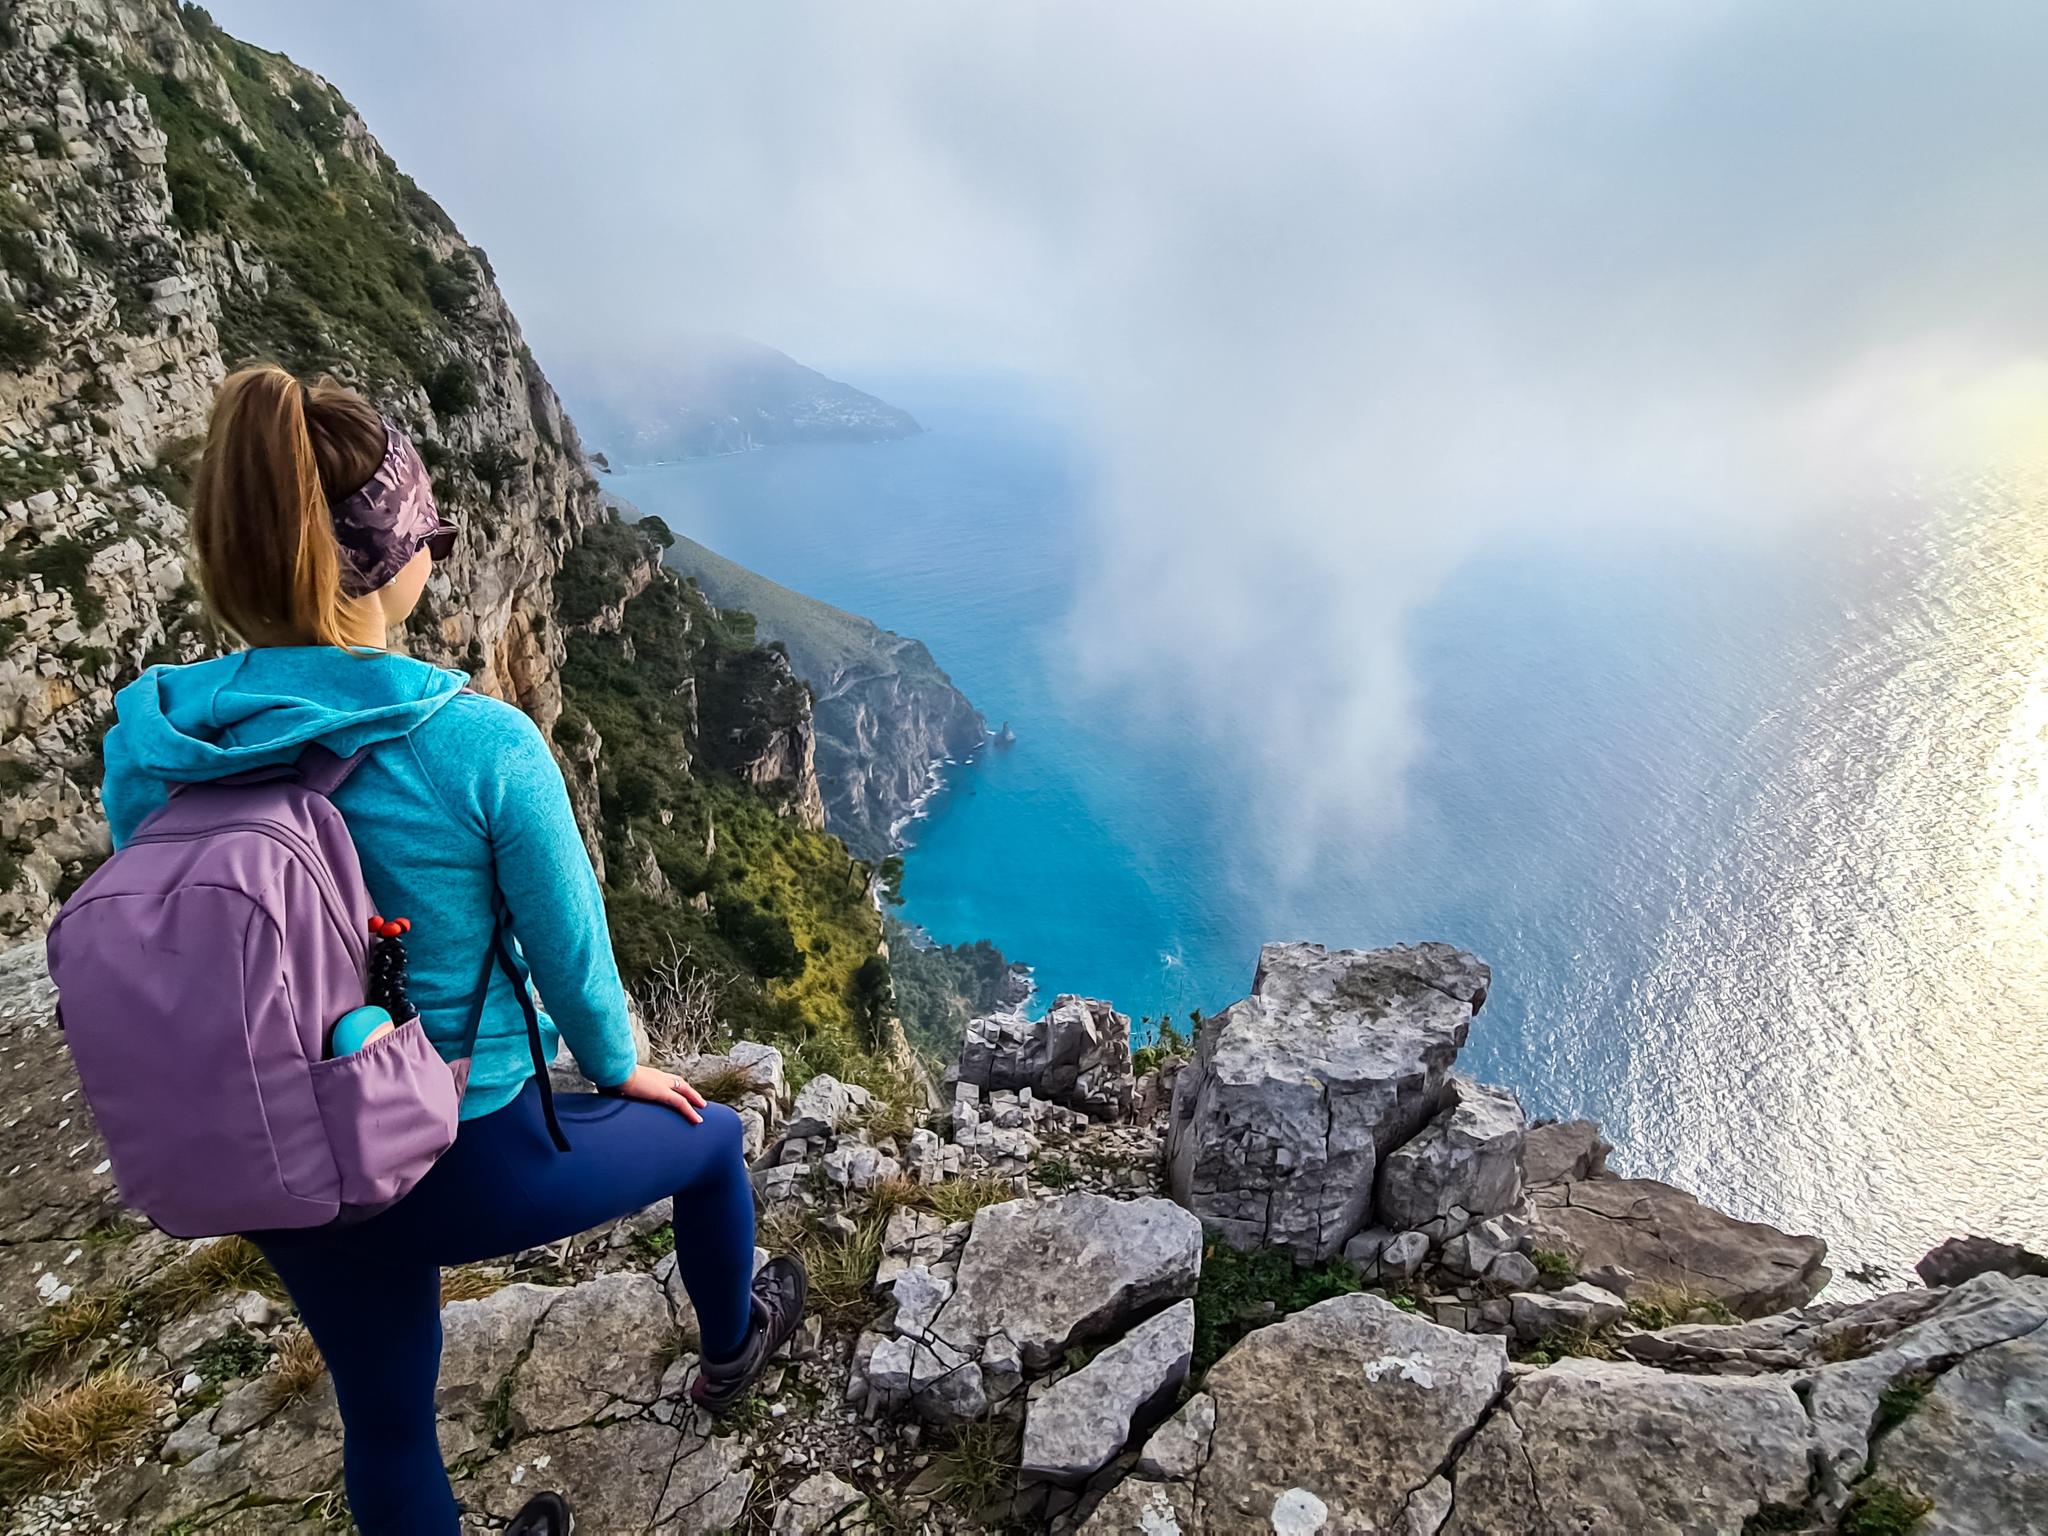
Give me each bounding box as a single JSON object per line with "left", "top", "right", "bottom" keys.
{"left": 564, "top": 334, "right": 921, "bottom": 463}
{"left": 0, "top": 0, "right": 907, "bottom": 1090}
{"left": 659, "top": 524, "right": 985, "bottom": 859}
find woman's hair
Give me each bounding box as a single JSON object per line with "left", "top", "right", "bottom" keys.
{"left": 189, "top": 364, "right": 387, "bottom": 648}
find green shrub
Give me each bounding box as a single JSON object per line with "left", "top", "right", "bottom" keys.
{"left": 0, "top": 304, "right": 49, "bottom": 370}
{"left": 1841, "top": 1481, "right": 1932, "bottom": 1535}
{"left": 424, "top": 359, "right": 477, "bottom": 416}
{"left": 1874, "top": 1373, "right": 1933, "bottom": 1434}
{"left": 1192, "top": 1241, "right": 1361, "bottom": 1375}
{"left": 468, "top": 441, "right": 523, "bottom": 492}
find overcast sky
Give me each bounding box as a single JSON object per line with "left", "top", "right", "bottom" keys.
{"left": 206, "top": 0, "right": 2048, "bottom": 861}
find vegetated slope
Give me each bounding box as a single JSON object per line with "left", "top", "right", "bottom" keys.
{"left": 659, "top": 523, "right": 985, "bottom": 860}
{"left": 0, "top": 0, "right": 912, "bottom": 1094}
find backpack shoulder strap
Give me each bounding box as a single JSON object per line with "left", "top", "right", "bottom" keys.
{"left": 456, "top": 890, "right": 571, "bottom": 1153}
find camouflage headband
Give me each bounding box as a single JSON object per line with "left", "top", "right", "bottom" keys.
{"left": 329, "top": 421, "right": 457, "bottom": 597}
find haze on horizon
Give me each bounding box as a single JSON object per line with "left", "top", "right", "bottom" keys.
{"left": 207, "top": 0, "right": 2048, "bottom": 872}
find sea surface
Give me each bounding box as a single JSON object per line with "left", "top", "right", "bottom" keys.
{"left": 606, "top": 379, "right": 2048, "bottom": 1287}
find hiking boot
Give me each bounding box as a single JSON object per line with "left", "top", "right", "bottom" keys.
{"left": 690, "top": 1254, "right": 809, "bottom": 1415}
{"left": 504, "top": 1490, "right": 572, "bottom": 1535}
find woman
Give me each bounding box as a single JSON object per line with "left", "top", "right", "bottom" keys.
{"left": 99, "top": 364, "right": 806, "bottom": 1535}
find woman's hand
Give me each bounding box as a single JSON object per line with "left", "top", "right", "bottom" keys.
{"left": 611, "top": 1064, "right": 707, "bottom": 1124}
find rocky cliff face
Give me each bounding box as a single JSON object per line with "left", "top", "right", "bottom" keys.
{"left": 663, "top": 527, "right": 982, "bottom": 859}
{"left": 1, "top": 934, "right": 2040, "bottom": 1534}
{"left": 0, "top": 0, "right": 609, "bottom": 936}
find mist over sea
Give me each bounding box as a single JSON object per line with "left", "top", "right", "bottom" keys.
{"left": 608, "top": 376, "right": 2048, "bottom": 1289}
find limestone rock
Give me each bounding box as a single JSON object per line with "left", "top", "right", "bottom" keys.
{"left": 1865, "top": 1317, "right": 2048, "bottom": 1535}
{"left": 1167, "top": 941, "right": 1489, "bottom": 1261}
{"left": 1509, "top": 1282, "right": 1626, "bottom": 1341}
{"left": 1135, "top": 1390, "right": 1215, "bottom": 1480}
{"left": 1916, "top": 1232, "right": 2048, "bottom": 1288}
{"left": 1445, "top": 1358, "right": 1812, "bottom": 1534}
{"left": 437, "top": 1282, "right": 561, "bottom": 1437}
{"left": 773, "top": 1469, "right": 871, "bottom": 1534}
{"left": 1380, "top": 1230, "right": 1430, "bottom": 1282}
{"left": 1524, "top": 1172, "right": 1828, "bottom": 1318}
{"left": 1804, "top": 1272, "right": 2048, "bottom": 1519}
{"left": 508, "top": 1271, "right": 672, "bottom": 1432}
{"left": 1078, "top": 1478, "right": 1200, "bottom": 1534}
{"left": 1619, "top": 1286, "right": 1944, "bottom": 1374}
{"left": 477, "top": 1419, "right": 749, "bottom": 1531}
{"left": 1376, "top": 1077, "right": 1525, "bottom": 1234}
{"left": 956, "top": 995, "right": 1135, "bottom": 1121}
{"left": 1132, "top": 1292, "right": 1507, "bottom": 1532}
{"left": 785, "top": 1074, "right": 871, "bottom": 1139}
{"left": 1021, "top": 1299, "right": 1195, "bottom": 1486}
{"left": 1520, "top": 1118, "right": 1609, "bottom": 1186}
{"left": 931, "top": 1194, "right": 1203, "bottom": 1371}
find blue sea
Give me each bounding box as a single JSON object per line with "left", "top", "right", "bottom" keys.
{"left": 607, "top": 378, "right": 2048, "bottom": 1286}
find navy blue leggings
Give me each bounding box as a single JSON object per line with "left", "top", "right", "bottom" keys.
{"left": 253, "top": 1081, "right": 757, "bottom": 1535}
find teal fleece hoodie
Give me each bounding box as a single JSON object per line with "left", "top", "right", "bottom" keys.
{"left": 100, "top": 647, "right": 638, "bottom": 1117}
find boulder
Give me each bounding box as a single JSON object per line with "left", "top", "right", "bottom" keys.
{"left": 1021, "top": 1300, "right": 1194, "bottom": 1485}
{"left": 1379, "top": 1230, "right": 1429, "bottom": 1282}
{"left": 929, "top": 1194, "right": 1203, "bottom": 1372}
{"left": 1524, "top": 1172, "right": 1828, "bottom": 1318}
{"left": 1376, "top": 1077, "right": 1526, "bottom": 1235}
{"left": 956, "top": 995, "right": 1135, "bottom": 1121}
{"left": 1445, "top": 1358, "right": 1813, "bottom": 1533}
{"left": 1520, "top": 1119, "right": 1609, "bottom": 1186}
{"left": 1916, "top": 1233, "right": 2048, "bottom": 1288}
{"left": 785, "top": 1074, "right": 871, "bottom": 1139}
{"left": 1619, "top": 1287, "right": 1944, "bottom": 1374}
{"left": 1167, "top": 941, "right": 1490, "bottom": 1262}
{"left": 1115, "top": 1293, "right": 1506, "bottom": 1532}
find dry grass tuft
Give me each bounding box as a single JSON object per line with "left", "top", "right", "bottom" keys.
{"left": 687, "top": 1060, "right": 763, "bottom": 1108}
{"left": 143, "top": 1235, "right": 284, "bottom": 1320}
{"left": 1, "top": 1236, "right": 286, "bottom": 1398}
{"left": 758, "top": 1210, "right": 887, "bottom": 1327}
{"left": 864, "top": 1174, "right": 934, "bottom": 1221}
{"left": 0, "top": 1369, "right": 166, "bottom": 1492}
{"left": 439, "top": 1266, "right": 510, "bottom": 1305}
{"left": 268, "top": 1329, "right": 326, "bottom": 1404}
{"left": 0, "top": 1292, "right": 127, "bottom": 1391}
{"left": 926, "top": 1174, "right": 1017, "bottom": 1225}
{"left": 930, "top": 1417, "right": 1020, "bottom": 1510}
{"left": 1625, "top": 1284, "right": 1739, "bottom": 1330}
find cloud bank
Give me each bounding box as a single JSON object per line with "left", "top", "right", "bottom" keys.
{"left": 209, "top": 0, "right": 2048, "bottom": 867}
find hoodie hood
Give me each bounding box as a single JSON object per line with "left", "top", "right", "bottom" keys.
{"left": 108, "top": 648, "right": 468, "bottom": 783}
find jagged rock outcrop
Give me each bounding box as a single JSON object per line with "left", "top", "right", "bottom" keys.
{"left": 1917, "top": 1232, "right": 2048, "bottom": 1288}
{"left": 1166, "top": 941, "right": 1492, "bottom": 1261}
{"left": 1375, "top": 1075, "right": 1526, "bottom": 1236}
{"left": 0, "top": 0, "right": 610, "bottom": 936}
{"left": 856, "top": 1193, "right": 1201, "bottom": 1430}
{"left": 1088, "top": 1275, "right": 2048, "bottom": 1536}
{"left": 662, "top": 530, "right": 982, "bottom": 858}
{"left": 1092, "top": 1293, "right": 1509, "bottom": 1533}
{"left": 956, "top": 995, "right": 1135, "bottom": 1122}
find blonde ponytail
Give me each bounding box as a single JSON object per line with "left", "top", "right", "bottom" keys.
{"left": 189, "top": 364, "right": 382, "bottom": 649}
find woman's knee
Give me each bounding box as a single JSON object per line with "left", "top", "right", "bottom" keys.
{"left": 694, "top": 1100, "right": 748, "bottom": 1163}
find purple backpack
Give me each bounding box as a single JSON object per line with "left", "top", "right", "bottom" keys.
{"left": 46, "top": 745, "right": 563, "bottom": 1239}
